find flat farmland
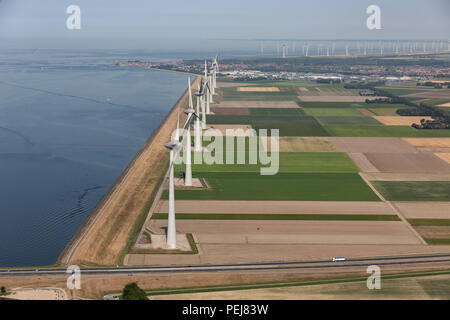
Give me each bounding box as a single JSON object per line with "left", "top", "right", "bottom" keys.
{"left": 435, "top": 153, "right": 450, "bottom": 164}
{"left": 164, "top": 172, "right": 381, "bottom": 201}
{"left": 315, "top": 116, "right": 382, "bottom": 126}
{"left": 149, "top": 220, "right": 421, "bottom": 245}
{"left": 303, "top": 108, "right": 363, "bottom": 116}
{"left": 156, "top": 200, "right": 396, "bottom": 215}
{"left": 368, "top": 108, "right": 404, "bottom": 116}
{"left": 329, "top": 137, "right": 418, "bottom": 153}
{"left": 393, "top": 202, "right": 450, "bottom": 219}
{"left": 214, "top": 101, "right": 300, "bottom": 108}
{"left": 299, "top": 102, "right": 410, "bottom": 109}
{"left": 218, "top": 87, "right": 299, "bottom": 101}
{"left": 298, "top": 96, "right": 370, "bottom": 102}
{"left": 174, "top": 152, "right": 360, "bottom": 173}
{"left": 364, "top": 153, "right": 450, "bottom": 173}
{"left": 263, "top": 137, "right": 337, "bottom": 152}
{"left": 372, "top": 181, "right": 450, "bottom": 201}
{"left": 237, "top": 87, "right": 280, "bottom": 92}
{"left": 324, "top": 125, "right": 450, "bottom": 137}
{"left": 403, "top": 138, "right": 450, "bottom": 148}
{"left": 253, "top": 124, "right": 329, "bottom": 136}
{"left": 211, "top": 107, "right": 250, "bottom": 115}
{"left": 373, "top": 116, "right": 434, "bottom": 126}
{"left": 249, "top": 108, "right": 305, "bottom": 116}
{"left": 297, "top": 87, "right": 361, "bottom": 96}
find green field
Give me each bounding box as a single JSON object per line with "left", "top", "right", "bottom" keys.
{"left": 253, "top": 124, "right": 329, "bottom": 136}
{"left": 153, "top": 213, "right": 400, "bottom": 221}
{"left": 164, "top": 172, "right": 380, "bottom": 201}
{"left": 315, "top": 116, "right": 382, "bottom": 126}
{"left": 249, "top": 108, "right": 305, "bottom": 116}
{"left": 372, "top": 181, "right": 450, "bottom": 201}
{"left": 376, "top": 87, "right": 428, "bottom": 96}
{"left": 299, "top": 102, "right": 410, "bottom": 109}
{"left": 218, "top": 87, "right": 299, "bottom": 101}
{"left": 175, "top": 152, "right": 360, "bottom": 174}
{"left": 324, "top": 125, "right": 450, "bottom": 137}
{"left": 368, "top": 108, "right": 403, "bottom": 116}
{"left": 219, "top": 80, "right": 345, "bottom": 88}
{"left": 303, "top": 108, "right": 363, "bottom": 116}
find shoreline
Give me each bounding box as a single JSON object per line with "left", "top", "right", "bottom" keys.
{"left": 58, "top": 74, "right": 201, "bottom": 267}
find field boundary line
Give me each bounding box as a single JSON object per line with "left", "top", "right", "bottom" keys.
{"left": 359, "top": 173, "right": 427, "bottom": 245}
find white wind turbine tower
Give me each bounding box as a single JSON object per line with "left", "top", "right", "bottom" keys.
{"left": 184, "top": 78, "right": 195, "bottom": 186}
{"left": 345, "top": 43, "right": 349, "bottom": 56}
{"left": 326, "top": 46, "right": 330, "bottom": 56}
{"left": 196, "top": 80, "right": 207, "bottom": 130}
{"left": 305, "top": 44, "right": 309, "bottom": 57}
{"left": 164, "top": 138, "right": 182, "bottom": 249}
{"left": 204, "top": 60, "right": 212, "bottom": 115}
{"left": 212, "top": 55, "right": 219, "bottom": 93}
{"left": 194, "top": 83, "right": 202, "bottom": 152}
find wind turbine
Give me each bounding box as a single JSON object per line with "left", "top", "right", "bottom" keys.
{"left": 194, "top": 83, "right": 202, "bottom": 152}
{"left": 196, "top": 80, "right": 207, "bottom": 130}
{"left": 164, "top": 139, "right": 182, "bottom": 249}
{"left": 182, "top": 77, "right": 201, "bottom": 187}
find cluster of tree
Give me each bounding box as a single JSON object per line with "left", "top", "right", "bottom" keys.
{"left": 396, "top": 108, "right": 431, "bottom": 116}
{"left": 417, "top": 81, "right": 450, "bottom": 89}
{"left": 232, "top": 76, "right": 269, "bottom": 81}
{"left": 348, "top": 81, "right": 449, "bottom": 129}
{"left": 365, "top": 98, "right": 392, "bottom": 104}
{"left": 344, "top": 80, "right": 386, "bottom": 90}
{"left": 316, "top": 78, "right": 341, "bottom": 84}
{"left": 122, "top": 282, "right": 148, "bottom": 300}
{"left": 1, "top": 286, "right": 6, "bottom": 295}
{"left": 412, "top": 118, "right": 449, "bottom": 129}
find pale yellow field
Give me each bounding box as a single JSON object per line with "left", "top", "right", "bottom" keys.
{"left": 237, "top": 87, "right": 280, "bottom": 92}
{"left": 435, "top": 153, "right": 450, "bottom": 164}
{"left": 403, "top": 138, "right": 450, "bottom": 148}
{"left": 261, "top": 136, "right": 337, "bottom": 152}
{"left": 373, "top": 116, "right": 433, "bottom": 126}
{"left": 437, "top": 102, "right": 450, "bottom": 107}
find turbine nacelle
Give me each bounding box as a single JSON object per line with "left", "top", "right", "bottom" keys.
{"left": 165, "top": 141, "right": 182, "bottom": 151}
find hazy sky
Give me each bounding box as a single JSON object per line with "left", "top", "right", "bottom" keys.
{"left": 0, "top": 0, "right": 448, "bottom": 49}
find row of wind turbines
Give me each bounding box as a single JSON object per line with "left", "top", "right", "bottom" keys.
{"left": 264, "top": 40, "right": 450, "bottom": 57}
{"left": 164, "top": 56, "right": 219, "bottom": 249}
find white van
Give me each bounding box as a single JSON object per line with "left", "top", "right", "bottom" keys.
{"left": 332, "top": 257, "right": 346, "bottom": 262}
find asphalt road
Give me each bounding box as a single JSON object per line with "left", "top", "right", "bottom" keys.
{"left": 1, "top": 253, "right": 449, "bottom": 277}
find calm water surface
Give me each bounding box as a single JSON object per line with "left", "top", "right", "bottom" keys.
{"left": 0, "top": 50, "right": 189, "bottom": 267}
